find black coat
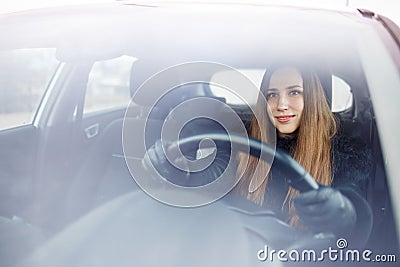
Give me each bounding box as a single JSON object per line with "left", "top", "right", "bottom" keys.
{"left": 263, "top": 134, "right": 373, "bottom": 248}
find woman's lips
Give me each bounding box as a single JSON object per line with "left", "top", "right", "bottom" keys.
{"left": 275, "top": 115, "right": 295, "bottom": 123}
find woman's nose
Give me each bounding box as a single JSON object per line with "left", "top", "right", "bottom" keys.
{"left": 277, "top": 96, "right": 289, "bottom": 111}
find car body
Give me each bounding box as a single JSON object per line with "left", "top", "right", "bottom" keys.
{"left": 0, "top": 1, "right": 399, "bottom": 266}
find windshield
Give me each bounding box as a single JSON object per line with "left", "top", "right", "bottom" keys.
{"left": 0, "top": 4, "right": 399, "bottom": 267}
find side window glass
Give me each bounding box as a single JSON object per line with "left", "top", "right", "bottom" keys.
{"left": 83, "top": 55, "right": 136, "bottom": 116}
{"left": 332, "top": 75, "right": 353, "bottom": 112}
{"left": 0, "top": 48, "right": 59, "bottom": 131}
{"left": 209, "top": 69, "right": 264, "bottom": 105}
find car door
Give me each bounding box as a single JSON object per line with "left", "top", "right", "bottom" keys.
{"left": 79, "top": 55, "right": 135, "bottom": 146}
{"left": 0, "top": 48, "right": 60, "bottom": 220}
{"left": 28, "top": 55, "right": 137, "bottom": 231}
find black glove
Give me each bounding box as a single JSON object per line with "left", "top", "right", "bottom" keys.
{"left": 142, "top": 139, "right": 190, "bottom": 186}
{"left": 294, "top": 187, "right": 356, "bottom": 235}
{"left": 142, "top": 139, "right": 230, "bottom": 187}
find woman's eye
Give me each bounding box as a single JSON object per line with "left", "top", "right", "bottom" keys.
{"left": 289, "top": 90, "right": 302, "bottom": 96}
{"left": 267, "top": 92, "right": 278, "bottom": 99}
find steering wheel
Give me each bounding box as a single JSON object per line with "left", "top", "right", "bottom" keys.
{"left": 171, "top": 132, "right": 335, "bottom": 246}
{"left": 173, "top": 132, "right": 319, "bottom": 193}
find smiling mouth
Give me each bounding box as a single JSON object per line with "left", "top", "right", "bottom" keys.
{"left": 275, "top": 115, "right": 295, "bottom": 123}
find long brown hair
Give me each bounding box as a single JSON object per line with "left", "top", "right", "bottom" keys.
{"left": 235, "top": 64, "right": 337, "bottom": 226}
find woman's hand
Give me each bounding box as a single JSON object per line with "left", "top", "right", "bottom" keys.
{"left": 142, "top": 139, "right": 230, "bottom": 187}
{"left": 142, "top": 139, "right": 191, "bottom": 185}
{"left": 294, "top": 187, "right": 357, "bottom": 235}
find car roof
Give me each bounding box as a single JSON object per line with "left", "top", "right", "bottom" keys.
{"left": 0, "top": 1, "right": 369, "bottom": 61}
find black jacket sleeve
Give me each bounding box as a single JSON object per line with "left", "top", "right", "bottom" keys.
{"left": 331, "top": 135, "right": 373, "bottom": 248}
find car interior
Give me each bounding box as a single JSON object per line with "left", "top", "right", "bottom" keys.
{"left": 24, "top": 52, "right": 397, "bottom": 252}
{"left": 0, "top": 5, "right": 399, "bottom": 266}
{"left": 0, "top": 48, "right": 398, "bottom": 266}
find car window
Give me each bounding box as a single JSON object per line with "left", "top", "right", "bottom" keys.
{"left": 0, "top": 48, "right": 59, "bottom": 131}
{"left": 332, "top": 75, "right": 353, "bottom": 112}
{"left": 83, "top": 55, "right": 136, "bottom": 116}
{"left": 209, "top": 69, "right": 263, "bottom": 106}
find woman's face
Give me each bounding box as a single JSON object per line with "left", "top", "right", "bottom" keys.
{"left": 266, "top": 67, "right": 304, "bottom": 135}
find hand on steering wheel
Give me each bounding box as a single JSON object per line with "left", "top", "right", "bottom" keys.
{"left": 294, "top": 186, "right": 356, "bottom": 235}
{"left": 145, "top": 133, "right": 355, "bottom": 236}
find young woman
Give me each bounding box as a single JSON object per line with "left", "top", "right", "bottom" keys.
{"left": 235, "top": 65, "right": 373, "bottom": 246}
{"left": 144, "top": 64, "right": 373, "bottom": 246}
